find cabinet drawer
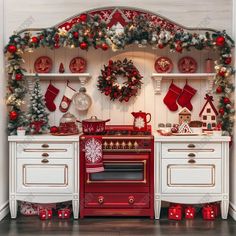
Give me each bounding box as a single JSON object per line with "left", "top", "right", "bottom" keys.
{"left": 161, "top": 142, "right": 221, "bottom": 159}
{"left": 16, "top": 142, "right": 74, "bottom": 158}
{"left": 161, "top": 159, "right": 221, "bottom": 194}
{"left": 85, "top": 193, "right": 150, "bottom": 208}
{"left": 16, "top": 159, "right": 73, "bottom": 193}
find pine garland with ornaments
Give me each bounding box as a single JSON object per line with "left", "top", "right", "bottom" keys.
{"left": 4, "top": 13, "right": 234, "bottom": 135}
{"left": 27, "top": 78, "right": 49, "bottom": 134}
{"left": 97, "top": 59, "right": 143, "bottom": 102}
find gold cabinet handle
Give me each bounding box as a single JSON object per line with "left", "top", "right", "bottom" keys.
{"left": 188, "top": 144, "right": 195, "bottom": 148}
{"left": 188, "top": 159, "right": 196, "bottom": 164}
{"left": 41, "top": 144, "right": 49, "bottom": 148}
{"left": 41, "top": 158, "right": 49, "bottom": 163}
{"left": 42, "top": 153, "right": 49, "bottom": 157}
{"left": 188, "top": 153, "right": 196, "bottom": 157}
{"left": 98, "top": 196, "right": 104, "bottom": 204}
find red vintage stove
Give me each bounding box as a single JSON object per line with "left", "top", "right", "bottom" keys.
{"left": 79, "top": 125, "right": 154, "bottom": 219}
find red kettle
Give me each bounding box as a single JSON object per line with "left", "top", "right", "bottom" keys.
{"left": 131, "top": 111, "right": 151, "bottom": 131}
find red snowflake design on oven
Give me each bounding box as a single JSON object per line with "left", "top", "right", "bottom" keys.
{"left": 85, "top": 138, "right": 102, "bottom": 163}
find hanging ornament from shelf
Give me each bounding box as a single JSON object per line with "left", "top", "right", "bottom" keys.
{"left": 73, "top": 87, "right": 92, "bottom": 112}
{"left": 59, "top": 63, "right": 65, "bottom": 73}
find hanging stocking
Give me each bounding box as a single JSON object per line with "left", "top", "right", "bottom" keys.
{"left": 163, "top": 82, "right": 182, "bottom": 111}
{"left": 44, "top": 83, "right": 60, "bottom": 112}
{"left": 59, "top": 82, "right": 76, "bottom": 113}
{"left": 177, "top": 82, "right": 197, "bottom": 111}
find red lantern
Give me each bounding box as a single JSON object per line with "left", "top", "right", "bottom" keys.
{"left": 216, "top": 36, "right": 225, "bottom": 46}
{"left": 15, "top": 73, "right": 23, "bottom": 81}
{"left": 57, "top": 208, "right": 71, "bottom": 219}
{"left": 8, "top": 45, "right": 17, "bottom": 53}
{"left": 79, "top": 14, "right": 87, "bottom": 22}
{"left": 31, "top": 36, "right": 38, "bottom": 44}
{"left": 73, "top": 32, "right": 79, "bottom": 39}
{"left": 224, "top": 57, "right": 232, "bottom": 65}
{"left": 9, "top": 111, "right": 18, "bottom": 120}
{"left": 185, "top": 206, "right": 196, "bottom": 219}
{"left": 168, "top": 204, "right": 183, "bottom": 220}
{"left": 101, "top": 43, "right": 109, "bottom": 51}
{"left": 216, "top": 86, "right": 223, "bottom": 94}
{"left": 80, "top": 42, "right": 88, "bottom": 50}
{"left": 39, "top": 209, "right": 52, "bottom": 220}
{"left": 223, "top": 97, "right": 230, "bottom": 104}
{"left": 202, "top": 205, "right": 215, "bottom": 220}
{"left": 219, "top": 108, "right": 225, "bottom": 115}
{"left": 50, "top": 126, "right": 58, "bottom": 133}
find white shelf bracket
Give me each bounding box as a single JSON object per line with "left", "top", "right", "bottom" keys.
{"left": 152, "top": 76, "right": 162, "bottom": 94}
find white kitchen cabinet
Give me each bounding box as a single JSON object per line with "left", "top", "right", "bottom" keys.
{"left": 8, "top": 135, "right": 80, "bottom": 219}
{"left": 154, "top": 135, "right": 230, "bottom": 219}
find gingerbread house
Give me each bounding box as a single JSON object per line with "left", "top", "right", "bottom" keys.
{"left": 199, "top": 94, "right": 218, "bottom": 130}
{"left": 178, "top": 107, "right": 191, "bottom": 124}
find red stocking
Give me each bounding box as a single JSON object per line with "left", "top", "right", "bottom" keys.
{"left": 59, "top": 83, "right": 76, "bottom": 113}
{"left": 44, "top": 83, "right": 59, "bottom": 112}
{"left": 177, "top": 82, "right": 197, "bottom": 111}
{"left": 163, "top": 82, "right": 182, "bottom": 111}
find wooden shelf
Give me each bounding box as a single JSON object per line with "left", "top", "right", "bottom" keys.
{"left": 151, "top": 73, "right": 215, "bottom": 94}
{"left": 24, "top": 73, "right": 91, "bottom": 85}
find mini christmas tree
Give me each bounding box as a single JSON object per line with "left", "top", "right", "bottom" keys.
{"left": 27, "top": 78, "right": 49, "bottom": 134}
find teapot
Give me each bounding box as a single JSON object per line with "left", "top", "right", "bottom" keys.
{"left": 131, "top": 111, "right": 151, "bottom": 131}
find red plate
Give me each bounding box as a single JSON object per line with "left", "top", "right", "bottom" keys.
{"left": 34, "top": 56, "right": 53, "bottom": 73}
{"left": 154, "top": 57, "right": 173, "bottom": 73}
{"left": 178, "top": 56, "right": 197, "bottom": 73}
{"left": 69, "top": 57, "right": 87, "bottom": 73}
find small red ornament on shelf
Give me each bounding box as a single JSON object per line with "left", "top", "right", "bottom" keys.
{"left": 8, "top": 45, "right": 17, "bottom": 53}
{"left": 101, "top": 43, "right": 109, "bottom": 51}
{"left": 168, "top": 204, "right": 183, "bottom": 220}
{"left": 215, "top": 36, "right": 225, "bottom": 46}
{"left": 59, "top": 63, "right": 65, "bottom": 73}
{"left": 39, "top": 208, "right": 52, "bottom": 220}
{"left": 9, "top": 111, "right": 18, "bottom": 120}
{"left": 15, "top": 73, "right": 23, "bottom": 81}
{"left": 80, "top": 42, "right": 88, "bottom": 50}
{"left": 50, "top": 126, "right": 58, "bottom": 134}
{"left": 31, "top": 36, "right": 38, "bottom": 44}
{"left": 216, "top": 86, "right": 223, "bottom": 94}
{"left": 202, "top": 205, "right": 215, "bottom": 220}
{"left": 57, "top": 208, "right": 71, "bottom": 219}
{"left": 185, "top": 206, "right": 196, "bottom": 219}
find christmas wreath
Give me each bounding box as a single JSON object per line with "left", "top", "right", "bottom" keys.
{"left": 97, "top": 59, "right": 143, "bottom": 102}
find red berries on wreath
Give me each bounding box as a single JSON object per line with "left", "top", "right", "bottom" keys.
{"left": 9, "top": 111, "right": 18, "bottom": 120}
{"left": 97, "top": 59, "right": 143, "bottom": 102}
{"left": 215, "top": 36, "right": 225, "bottom": 46}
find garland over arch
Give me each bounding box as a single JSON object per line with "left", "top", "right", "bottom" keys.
{"left": 4, "top": 7, "right": 235, "bottom": 135}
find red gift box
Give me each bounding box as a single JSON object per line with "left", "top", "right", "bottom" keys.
{"left": 202, "top": 205, "right": 215, "bottom": 220}
{"left": 185, "top": 206, "right": 196, "bottom": 219}
{"left": 57, "top": 208, "right": 71, "bottom": 219}
{"left": 168, "top": 204, "right": 183, "bottom": 220}
{"left": 211, "top": 202, "right": 220, "bottom": 217}
{"left": 39, "top": 208, "right": 52, "bottom": 220}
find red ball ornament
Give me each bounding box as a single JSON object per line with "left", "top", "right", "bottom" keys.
{"left": 9, "top": 111, "right": 18, "bottom": 120}
{"left": 50, "top": 126, "right": 58, "bottom": 133}
{"left": 216, "top": 86, "right": 223, "bottom": 93}
{"left": 73, "top": 32, "right": 79, "bottom": 39}
{"left": 218, "top": 70, "right": 226, "bottom": 77}
{"left": 80, "top": 42, "right": 88, "bottom": 50}
{"left": 54, "top": 43, "right": 60, "bottom": 49}
{"left": 158, "top": 44, "right": 164, "bottom": 49}
{"left": 219, "top": 108, "right": 225, "bottom": 115}
{"left": 216, "top": 36, "right": 225, "bottom": 46}
{"left": 175, "top": 44, "right": 182, "bottom": 53}
{"left": 15, "top": 73, "right": 23, "bottom": 81}
{"left": 79, "top": 14, "right": 87, "bottom": 22}
{"left": 8, "top": 45, "right": 17, "bottom": 53}
{"left": 223, "top": 97, "right": 230, "bottom": 104}
{"left": 31, "top": 36, "right": 38, "bottom": 44}
{"left": 101, "top": 43, "right": 109, "bottom": 51}
{"left": 224, "top": 57, "right": 232, "bottom": 65}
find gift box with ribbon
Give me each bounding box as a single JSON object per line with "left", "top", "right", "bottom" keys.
{"left": 202, "top": 204, "right": 215, "bottom": 220}
{"left": 39, "top": 208, "right": 52, "bottom": 220}
{"left": 168, "top": 204, "right": 183, "bottom": 220}
{"left": 57, "top": 208, "right": 71, "bottom": 219}
{"left": 184, "top": 205, "right": 196, "bottom": 219}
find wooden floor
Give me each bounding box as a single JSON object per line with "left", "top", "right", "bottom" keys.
{"left": 0, "top": 212, "right": 236, "bottom": 236}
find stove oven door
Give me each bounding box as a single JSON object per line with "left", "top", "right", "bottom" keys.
{"left": 85, "top": 153, "right": 150, "bottom": 191}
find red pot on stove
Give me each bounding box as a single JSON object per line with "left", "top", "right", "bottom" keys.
{"left": 78, "top": 116, "right": 110, "bottom": 134}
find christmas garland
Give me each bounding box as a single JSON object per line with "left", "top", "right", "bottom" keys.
{"left": 4, "top": 13, "right": 235, "bottom": 135}
{"left": 97, "top": 59, "right": 143, "bottom": 102}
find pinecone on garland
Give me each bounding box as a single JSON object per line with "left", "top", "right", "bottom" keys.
{"left": 27, "top": 78, "right": 49, "bottom": 134}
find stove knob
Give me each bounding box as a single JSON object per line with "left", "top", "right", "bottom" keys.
{"left": 128, "top": 141, "right": 132, "bottom": 149}
{"left": 115, "top": 141, "right": 120, "bottom": 149}
{"left": 134, "top": 141, "right": 138, "bottom": 149}
{"left": 121, "top": 141, "right": 126, "bottom": 149}
{"left": 128, "top": 196, "right": 135, "bottom": 205}
{"left": 109, "top": 141, "right": 114, "bottom": 149}
{"left": 98, "top": 196, "right": 104, "bottom": 205}
{"left": 103, "top": 141, "right": 108, "bottom": 149}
